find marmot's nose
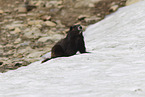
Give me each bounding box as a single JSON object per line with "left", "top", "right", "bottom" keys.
{"left": 78, "top": 26, "right": 82, "bottom": 30}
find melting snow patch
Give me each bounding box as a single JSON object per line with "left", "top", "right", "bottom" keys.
{"left": 1, "top": 0, "right": 145, "bottom": 97}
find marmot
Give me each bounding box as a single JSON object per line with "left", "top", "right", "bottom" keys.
{"left": 42, "top": 24, "right": 88, "bottom": 63}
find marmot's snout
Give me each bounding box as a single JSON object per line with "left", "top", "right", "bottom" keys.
{"left": 78, "top": 25, "right": 83, "bottom": 34}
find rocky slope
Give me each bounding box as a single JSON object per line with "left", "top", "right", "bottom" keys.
{"left": 0, "top": 0, "right": 128, "bottom": 72}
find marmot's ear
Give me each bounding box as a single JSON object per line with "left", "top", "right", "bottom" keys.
{"left": 70, "top": 26, "right": 73, "bottom": 31}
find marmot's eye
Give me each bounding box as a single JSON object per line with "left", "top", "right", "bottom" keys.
{"left": 78, "top": 26, "right": 82, "bottom": 30}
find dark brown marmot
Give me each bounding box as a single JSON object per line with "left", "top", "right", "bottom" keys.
{"left": 42, "top": 24, "right": 88, "bottom": 63}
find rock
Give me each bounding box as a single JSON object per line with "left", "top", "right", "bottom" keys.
{"left": 38, "top": 37, "right": 51, "bottom": 42}
{"left": 27, "top": 12, "right": 36, "bottom": 16}
{"left": 18, "top": 46, "right": 32, "bottom": 54}
{"left": 7, "top": 26, "right": 15, "bottom": 30}
{"left": 38, "top": 33, "right": 64, "bottom": 42}
{"left": 24, "top": 32, "right": 41, "bottom": 39}
{"left": 0, "top": 45, "right": 3, "bottom": 49}
{"left": 30, "top": 42, "right": 46, "bottom": 49}
{"left": 14, "top": 8, "right": 18, "bottom": 12}
{"left": 78, "top": 15, "right": 90, "bottom": 21}
{"left": 0, "top": 10, "right": 4, "bottom": 14}
{"left": 0, "top": 47, "right": 3, "bottom": 56}
{"left": 26, "top": 51, "right": 44, "bottom": 58}
{"left": 5, "top": 16, "right": 13, "bottom": 19}
{"left": 18, "top": 4, "right": 27, "bottom": 13}
{"left": 41, "top": 15, "right": 51, "bottom": 21}
{"left": 14, "top": 38, "right": 21, "bottom": 44}
{"left": 24, "top": 57, "right": 42, "bottom": 63}
{"left": 23, "top": 27, "right": 44, "bottom": 39}
{"left": 35, "top": 1, "right": 45, "bottom": 7}
{"left": 45, "top": 1, "right": 62, "bottom": 8}
{"left": 10, "top": 28, "right": 21, "bottom": 34}
{"left": 45, "top": 2, "right": 53, "bottom": 8}
{"left": 17, "top": 14, "right": 27, "bottom": 17}
{"left": 13, "top": 21, "right": 24, "bottom": 24}
{"left": 49, "top": 8, "right": 60, "bottom": 12}
{"left": 55, "top": 20, "right": 65, "bottom": 27}
{"left": 6, "top": 23, "right": 24, "bottom": 30}
{"left": 18, "top": 41, "right": 30, "bottom": 46}
{"left": 15, "top": 1, "right": 19, "bottom": 4}
{"left": 126, "top": 0, "right": 143, "bottom": 6}
{"left": 29, "top": 1, "right": 37, "bottom": 5}
{"left": 36, "top": 24, "right": 42, "bottom": 29}
{"left": 51, "top": 34, "right": 64, "bottom": 42}
{"left": 28, "top": 20, "right": 43, "bottom": 26}
{"left": 88, "top": 3, "right": 95, "bottom": 7}
{"left": 4, "top": 10, "right": 11, "bottom": 13}
{"left": 10, "top": 31, "right": 17, "bottom": 35}
{"left": 74, "top": 0, "right": 101, "bottom": 8}
{"left": 14, "top": 28, "right": 21, "bottom": 33}
{"left": 85, "top": 16, "right": 101, "bottom": 24}
{"left": 109, "top": 5, "right": 119, "bottom": 12}
{"left": 45, "top": 21, "right": 56, "bottom": 27}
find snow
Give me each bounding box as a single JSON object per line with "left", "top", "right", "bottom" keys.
{"left": 1, "top": 1, "right": 145, "bottom": 97}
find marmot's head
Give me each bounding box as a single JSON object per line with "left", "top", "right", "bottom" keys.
{"left": 69, "top": 25, "right": 83, "bottom": 35}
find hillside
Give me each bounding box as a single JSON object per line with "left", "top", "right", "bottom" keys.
{"left": 0, "top": 0, "right": 127, "bottom": 72}
{"left": 0, "top": 0, "right": 145, "bottom": 97}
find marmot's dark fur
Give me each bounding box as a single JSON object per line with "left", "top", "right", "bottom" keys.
{"left": 42, "top": 25, "right": 88, "bottom": 63}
